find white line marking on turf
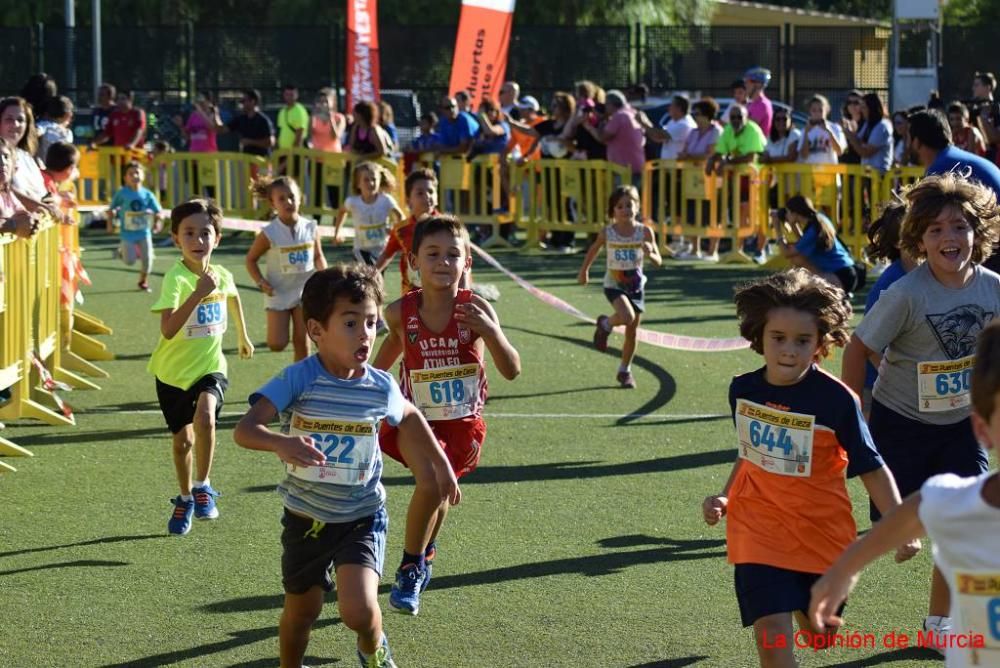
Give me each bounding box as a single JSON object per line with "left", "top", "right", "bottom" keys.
{"left": 81, "top": 408, "right": 727, "bottom": 421}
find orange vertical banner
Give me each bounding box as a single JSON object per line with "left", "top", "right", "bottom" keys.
{"left": 448, "top": 0, "right": 516, "bottom": 108}
{"left": 346, "top": 0, "right": 381, "bottom": 110}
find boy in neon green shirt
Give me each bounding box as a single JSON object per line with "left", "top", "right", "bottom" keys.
{"left": 148, "top": 198, "right": 254, "bottom": 535}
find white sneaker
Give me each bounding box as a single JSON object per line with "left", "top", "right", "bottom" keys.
{"left": 922, "top": 615, "right": 952, "bottom": 657}
{"left": 696, "top": 252, "right": 720, "bottom": 263}
{"left": 675, "top": 250, "right": 702, "bottom": 260}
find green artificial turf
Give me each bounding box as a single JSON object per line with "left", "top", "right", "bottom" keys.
{"left": 1, "top": 229, "right": 949, "bottom": 667}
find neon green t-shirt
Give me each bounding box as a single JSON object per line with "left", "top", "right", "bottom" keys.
{"left": 715, "top": 121, "right": 766, "bottom": 159}
{"left": 147, "top": 260, "right": 238, "bottom": 390}
{"left": 277, "top": 103, "right": 309, "bottom": 149}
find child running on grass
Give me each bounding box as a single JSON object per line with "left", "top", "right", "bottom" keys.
{"left": 577, "top": 185, "right": 662, "bottom": 389}
{"left": 245, "top": 175, "right": 326, "bottom": 362}
{"left": 373, "top": 215, "right": 521, "bottom": 615}
{"left": 375, "top": 168, "right": 440, "bottom": 296}
{"left": 233, "top": 265, "right": 460, "bottom": 668}
{"left": 333, "top": 161, "right": 404, "bottom": 266}
{"left": 841, "top": 173, "right": 1000, "bottom": 647}
{"left": 859, "top": 201, "right": 918, "bottom": 415}
{"left": 703, "top": 268, "right": 919, "bottom": 667}
{"left": 811, "top": 319, "right": 1000, "bottom": 666}
{"left": 148, "top": 198, "right": 254, "bottom": 535}
{"left": 109, "top": 160, "right": 166, "bottom": 292}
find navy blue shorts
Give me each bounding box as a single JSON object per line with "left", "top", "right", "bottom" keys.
{"left": 603, "top": 287, "right": 645, "bottom": 314}
{"left": 280, "top": 507, "right": 388, "bottom": 594}
{"left": 735, "top": 563, "right": 838, "bottom": 627}
{"left": 868, "top": 399, "right": 988, "bottom": 521}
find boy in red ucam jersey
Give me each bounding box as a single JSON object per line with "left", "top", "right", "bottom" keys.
{"left": 374, "top": 214, "right": 521, "bottom": 615}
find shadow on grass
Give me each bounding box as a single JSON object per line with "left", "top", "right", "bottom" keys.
{"left": 505, "top": 325, "right": 676, "bottom": 425}
{"left": 0, "top": 534, "right": 166, "bottom": 559}
{"left": 101, "top": 618, "right": 341, "bottom": 668}
{"left": 227, "top": 657, "right": 340, "bottom": 667}
{"left": 629, "top": 658, "right": 710, "bottom": 667}
{"left": 820, "top": 646, "right": 942, "bottom": 666}
{"left": 201, "top": 534, "right": 725, "bottom": 615}
{"left": 0, "top": 559, "right": 129, "bottom": 577}
{"left": 379, "top": 448, "right": 733, "bottom": 487}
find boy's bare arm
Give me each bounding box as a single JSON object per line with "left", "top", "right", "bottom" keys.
{"left": 372, "top": 301, "right": 404, "bottom": 370}
{"left": 234, "top": 398, "right": 326, "bottom": 467}
{"left": 841, "top": 334, "right": 874, "bottom": 399}
{"left": 159, "top": 271, "right": 217, "bottom": 339}
{"left": 228, "top": 291, "right": 255, "bottom": 359}
{"left": 458, "top": 295, "right": 521, "bottom": 380}
{"left": 395, "top": 403, "right": 461, "bottom": 506}
{"left": 809, "top": 492, "right": 924, "bottom": 631}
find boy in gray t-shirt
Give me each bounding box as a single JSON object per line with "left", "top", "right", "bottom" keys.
{"left": 841, "top": 173, "right": 1000, "bottom": 649}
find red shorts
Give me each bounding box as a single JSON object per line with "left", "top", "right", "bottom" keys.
{"left": 379, "top": 416, "right": 486, "bottom": 479}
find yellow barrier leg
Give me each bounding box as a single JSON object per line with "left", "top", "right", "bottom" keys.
{"left": 61, "top": 350, "right": 110, "bottom": 379}
{"left": 0, "top": 436, "right": 33, "bottom": 458}
{"left": 15, "top": 396, "right": 74, "bottom": 427}
{"left": 54, "top": 365, "right": 101, "bottom": 391}
{"left": 71, "top": 330, "right": 115, "bottom": 361}
{"left": 73, "top": 309, "right": 113, "bottom": 336}
{"left": 0, "top": 460, "right": 17, "bottom": 473}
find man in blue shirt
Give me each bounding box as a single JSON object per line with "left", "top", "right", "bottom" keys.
{"left": 910, "top": 109, "right": 1000, "bottom": 271}
{"left": 432, "top": 95, "right": 479, "bottom": 156}
{"left": 911, "top": 109, "right": 1000, "bottom": 192}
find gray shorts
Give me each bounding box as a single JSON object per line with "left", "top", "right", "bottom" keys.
{"left": 120, "top": 236, "right": 154, "bottom": 274}
{"left": 280, "top": 506, "right": 388, "bottom": 594}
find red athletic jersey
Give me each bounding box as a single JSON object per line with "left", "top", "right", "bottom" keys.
{"left": 398, "top": 288, "right": 488, "bottom": 422}
{"left": 107, "top": 108, "right": 146, "bottom": 147}
{"left": 382, "top": 209, "right": 441, "bottom": 296}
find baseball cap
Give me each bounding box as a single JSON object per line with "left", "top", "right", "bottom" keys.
{"left": 517, "top": 95, "right": 540, "bottom": 112}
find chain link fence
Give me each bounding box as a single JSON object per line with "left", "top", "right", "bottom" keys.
{"left": 2, "top": 23, "right": 899, "bottom": 123}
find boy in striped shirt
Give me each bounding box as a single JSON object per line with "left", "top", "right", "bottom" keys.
{"left": 235, "top": 264, "right": 460, "bottom": 668}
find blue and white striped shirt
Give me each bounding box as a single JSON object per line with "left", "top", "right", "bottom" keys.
{"left": 250, "top": 356, "right": 405, "bottom": 523}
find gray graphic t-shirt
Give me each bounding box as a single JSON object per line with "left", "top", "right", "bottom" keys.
{"left": 855, "top": 263, "right": 1000, "bottom": 424}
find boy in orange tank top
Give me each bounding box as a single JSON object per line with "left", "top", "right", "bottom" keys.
{"left": 374, "top": 215, "right": 521, "bottom": 615}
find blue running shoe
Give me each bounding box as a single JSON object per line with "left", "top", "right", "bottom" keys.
{"left": 168, "top": 496, "right": 194, "bottom": 535}
{"left": 357, "top": 638, "right": 397, "bottom": 667}
{"left": 388, "top": 565, "right": 425, "bottom": 615}
{"left": 192, "top": 484, "right": 220, "bottom": 520}
{"left": 421, "top": 547, "right": 435, "bottom": 593}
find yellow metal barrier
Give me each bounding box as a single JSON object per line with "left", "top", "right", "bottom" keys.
{"left": 0, "top": 234, "right": 34, "bottom": 469}
{"left": 270, "top": 148, "right": 405, "bottom": 220}
{"left": 879, "top": 165, "right": 925, "bottom": 203}
{"left": 438, "top": 154, "right": 513, "bottom": 247}
{"left": 642, "top": 160, "right": 763, "bottom": 264}
{"left": 152, "top": 151, "right": 267, "bottom": 218}
{"left": 76, "top": 146, "right": 149, "bottom": 207}
{"left": 765, "top": 163, "right": 881, "bottom": 261}
{"left": 514, "top": 159, "right": 630, "bottom": 248}
{"left": 0, "top": 217, "right": 75, "bottom": 431}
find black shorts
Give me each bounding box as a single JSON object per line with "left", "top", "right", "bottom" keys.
{"left": 735, "top": 563, "right": 840, "bottom": 627}
{"left": 604, "top": 287, "right": 645, "bottom": 313}
{"left": 155, "top": 373, "right": 228, "bottom": 434}
{"left": 868, "top": 399, "right": 988, "bottom": 521}
{"left": 280, "top": 507, "right": 388, "bottom": 594}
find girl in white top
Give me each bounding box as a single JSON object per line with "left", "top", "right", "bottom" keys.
{"left": 246, "top": 175, "right": 327, "bottom": 361}
{"left": 333, "top": 161, "right": 403, "bottom": 266}
{"left": 798, "top": 94, "right": 847, "bottom": 165}
{"left": 577, "top": 185, "right": 662, "bottom": 389}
